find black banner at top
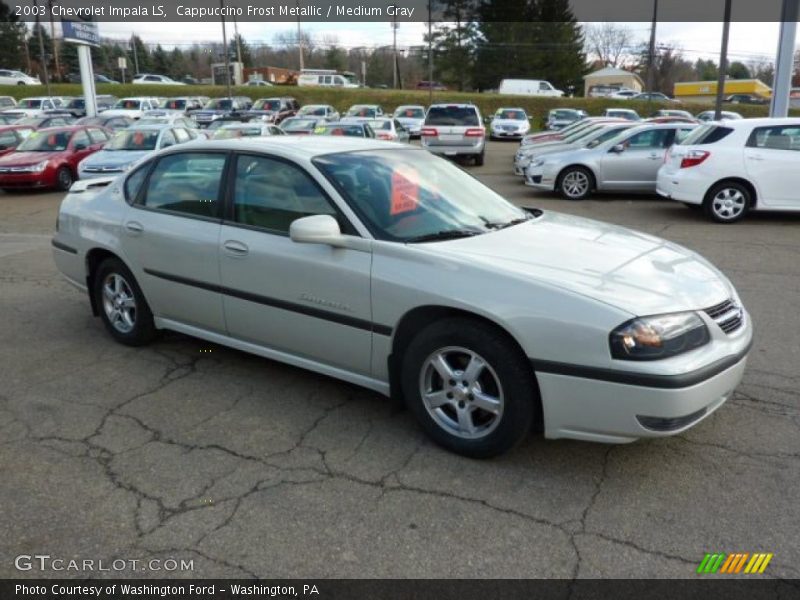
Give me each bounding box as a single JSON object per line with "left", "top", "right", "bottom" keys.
{"left": 1, "top": 0, "right": 791, "bottom": 22}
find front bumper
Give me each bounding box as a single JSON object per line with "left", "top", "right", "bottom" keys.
{"left": 0, "top": 171, "right": 52, "bottom": 188}
{"left": 533, "top": 335, "right": 752, "bottom": 444}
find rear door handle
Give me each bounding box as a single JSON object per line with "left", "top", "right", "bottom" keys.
{"left": 124, "top": 221, "right": 143, "bottom": 235}
{"left": 223, "top": 240, "right": 249, "bottom": 257}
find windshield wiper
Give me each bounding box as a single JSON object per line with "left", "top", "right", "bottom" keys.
{"left": 481, "top": 215, "right": 533, "bottom": 230}
{"left": 405, "top": 229, "right": 482, "bottom": 243}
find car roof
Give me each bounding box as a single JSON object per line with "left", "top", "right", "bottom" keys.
{"left": 179, "top": 136, "right": 414, "bottom": 158}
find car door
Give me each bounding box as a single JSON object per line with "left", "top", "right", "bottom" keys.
{"left": 599, "top": 128, "right": 673, "bottom": 190}
{"left": 67, "top": 129, "right": 95, "bottom": 169}
{"left": 119, "top": 151, "right": 228, "bottom": 332}
{"left": 218, "top": 152, "right": 373, "bottom": 375}
{"left": 744, "top": 124, "right": 800, "bottom": 209}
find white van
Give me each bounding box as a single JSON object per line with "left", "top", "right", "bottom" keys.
{"left": 297, "top": 69, "right": 360, "bottom": 89}
{"left": 498, "top": 79, "right": 564, "bottom": 97}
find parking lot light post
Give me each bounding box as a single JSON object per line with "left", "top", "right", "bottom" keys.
{"left": 713, "top": 0, "right": 732, "bottom": 121}
{"left": 770, "top": 0, "right": 799, "bottom": 117}
{"left": 220, "top": 0, "right": 233, "bottom": 101}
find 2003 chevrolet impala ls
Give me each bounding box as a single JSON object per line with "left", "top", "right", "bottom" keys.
{"left": 52, "top": 137, "right": 752, "bottom": 457}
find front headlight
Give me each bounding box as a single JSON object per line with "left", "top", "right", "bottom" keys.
{"left": 609, "top": 312, "right": 710, "bottom": 361}
{"left": 33, "top": 160, "right": 49, "bottom": 172}
{"left": 530, "top": 158, "right": 546, "bottom": 168}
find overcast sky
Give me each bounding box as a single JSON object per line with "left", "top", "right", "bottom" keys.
{"left": 94, "top": 21, "right": 793, "bottom": 65}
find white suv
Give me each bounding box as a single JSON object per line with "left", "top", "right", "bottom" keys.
{"left": 657, "top": 118, "right": 800, "bottom": 222}
{"left": 421, "top": 103, "right": 486, "bottom": 165}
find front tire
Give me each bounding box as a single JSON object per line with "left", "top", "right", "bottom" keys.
{"left": 704, "top": 181, "right": 751, "bottom": 223}
{"left": 557, "top": 166, "right": 593, "bottom": 200}
{"left": 93, "top": 258, "right": 157, "bottom": 346}
{"left": 55, "top": 166, "right": 73, "bottom": 191}
{"left": 401, "top": 318, "right": 538, "bottom": 458}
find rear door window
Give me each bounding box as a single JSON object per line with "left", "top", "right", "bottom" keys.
{"left": 747, "top": 125, "right": 800, "bottom": 151}
{"left": 140, "top": 153, "right": 227, "bottom": 218}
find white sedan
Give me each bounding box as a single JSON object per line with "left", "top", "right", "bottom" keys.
{"left": 0, "top": 69, "right": 41, "bottom": 86}
{"left": 657, "top": 118, "right": 800, "bottom": 222}
{"left": 52, "top": 137, "right": 752, "bottom": 457}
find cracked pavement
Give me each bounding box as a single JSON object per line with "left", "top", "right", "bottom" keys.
{"left": 1, "top": 141, "right": 798, "bottom": 579}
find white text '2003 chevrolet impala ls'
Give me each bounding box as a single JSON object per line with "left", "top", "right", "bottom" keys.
{"left": 52, "top": 137, "right": 752, "bottom": 457}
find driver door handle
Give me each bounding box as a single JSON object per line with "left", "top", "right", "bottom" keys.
{"left": 223, "top": 240, "right": 249, "bottom": 257}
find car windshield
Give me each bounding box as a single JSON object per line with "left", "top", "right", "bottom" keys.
{"left": 205, "top": 99, "right": 232, "bottom": 110}
{"left": 497, "top": 110, "right": 526, "bottom": 120}
{"left": 16, "top": 130, "right": 72, "bottom": 152}
{"left": 608, "top": 110, "right": 637, "bottom": 120}
{"left": 164, "top": 99, "right": 186, "bottom": 110}
{"left": 585, "top": 127, "right": 629, "bottom": 148}
{"left": 67, "top": 99, "right": 85, "bottom": 108}
{"left": 551, "top": 110, "right": 579, "bottom": 119}
{"left": 313, "top": 124, "right": 365, "bottom": 137}
{"left": 426, "top": 106, "right": 479, "bottom": 126}
{"left": 213, "top": 127, "right": 263, "bottom": 139}
{"left": 282, "top": 118, "right": 317, "bottom": 131}
{"left": 395, "top": 107, "right": 425, "bottom": 119}
{"left": 367, "top": 120, "right": 392, "bottom": 130}
{"left": 563, "top": 124, "right": 604, "bottom": 143}
{"left": 314, "top": 149, "right": 528, "bottom": 242}
{"left": 114, "top": 99, "right": 142, "bottom": 110}
{"left": 253, "top": 99, "right": 281, "bottom": 111}
{"left": 14, "top": 118, "right": 47, "bottom": 127}
{"left": 105, "top": 129, "right": 159, "bottom": 151}
{"left": 299, "top": 106, "right": 327, "bottom": 116}
{"left": 347, "top": 107, "right": 378, "bottom": 118}
{"left": 18, "top": 99, "right": 42, "bottom": 108}
{"left": 75, "top": 117, "right": 102, "bottom": 126}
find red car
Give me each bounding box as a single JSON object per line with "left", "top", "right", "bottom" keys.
{"left": 0, "top": 125, "right": 35, "bottom": 158}
{"left": 0, "top": 125, "right": 109, "bottom": 192}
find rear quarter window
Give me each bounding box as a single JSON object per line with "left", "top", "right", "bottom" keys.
{"left": 679, "top": 125, "right": 733, "bottom": 145}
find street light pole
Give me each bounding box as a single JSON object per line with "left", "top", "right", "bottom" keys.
{"left": 713, "top": 0, "right": 732, "bottom": 120}
{"left": 220, "top": 0, "right": 232, "bottom": 100}
{"left": 33, "top": 0, "right": 52, "bottom": 97}
{"left": 296, "top": 0, "right": 304, "bottom": 70}
{"left": 428, "top": 0, "right": 433, "bottom": 105}
{"left": 770, "top": 0, "right": 799, "bottom": 117}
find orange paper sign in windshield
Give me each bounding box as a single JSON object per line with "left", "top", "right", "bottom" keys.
{"left": 390, "top": 167, "right": 420, "bottom": 215}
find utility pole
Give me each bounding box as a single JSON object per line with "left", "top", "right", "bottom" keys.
{"left": 47, "top": 0, "right": 61, "bottom": 81}
{"left": 713, "top": 0, "right": 732, "bottom": 120}
{"left": 428, "top": 0, "right": 433, "bottom": 104}
{"left": 233, "top": 13, "right": 243, "bottom": 66}
{"left": 220, "top": 0, "right": 232, "bottom": 99}
{"left": 392, "top": 15, "right": 398, "bottom": 89}
{"left": 296, "top": 0, "right": 304, "bottom": 70}
{"left": 646, "top": 0, "right": 658, "bottom": 93}
{"left": 33, "top": 0, "right": 52, "bottom": 98}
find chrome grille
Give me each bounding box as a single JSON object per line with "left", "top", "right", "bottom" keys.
{"left": 704, "top": 299, "right": 744, "bottom": 335}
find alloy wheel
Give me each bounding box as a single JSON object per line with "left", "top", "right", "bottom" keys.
{"left": 712, "top": 188, "right": 746, "bottom": 221}
{"left": 561, "top": 170, "right": 589, "bottom": 198}
{"left": 419, "top": 346, "right": 504, "bottom": 440}
{"left": 101, "top": 273, "right": 137, "bottom": 334}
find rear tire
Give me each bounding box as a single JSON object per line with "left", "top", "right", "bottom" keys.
{"left": 401, "top": 318, "right": 538, "bottom": 458}
{"left": 93, "top": 258, "right": 157, "bottom": 346}
{"left": 475, "top": 151, "right": 485, "bottom": 166}
{"left": 703, "top": 181, "right": 751, "bottom": 223}
{"left": 557, "top": 166, "right": 593, "bottom": 200}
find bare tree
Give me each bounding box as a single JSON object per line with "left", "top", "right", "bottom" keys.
{"left": 585, "top": 23, "right": 633, "bottom": 68}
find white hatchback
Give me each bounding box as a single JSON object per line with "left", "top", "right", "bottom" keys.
{"left": 657, "top": 118, "right": 800, "bottom": 222}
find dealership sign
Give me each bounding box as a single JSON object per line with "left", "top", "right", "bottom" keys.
{"left": 61, "top": 19, "right": 100, "bottom": 47}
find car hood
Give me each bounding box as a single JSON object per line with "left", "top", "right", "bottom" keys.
{"left": 82, "top": 149, "right": 150, "bottom": 168}
{"left": 0, "top": 150, "right": 62, "bottom": 166}
{"left": 432, "top": 211, "right": 731, "bottom": 316}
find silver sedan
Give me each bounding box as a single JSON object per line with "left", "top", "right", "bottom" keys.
{"left": 524, "top": 123, "right": 697, "bottom": 200}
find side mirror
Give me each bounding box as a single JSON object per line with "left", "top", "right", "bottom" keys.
{"left": 73, "top": 143, "right": 87, "bottom": 151}
{"left": 290, "top": 215, "right": 345, "bottom": 247}
{"left": 610, "top": 144, "right": 625, "bottom": 154}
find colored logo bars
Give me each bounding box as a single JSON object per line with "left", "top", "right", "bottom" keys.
{"left": 697, "top": 552, "right": 773, "bottom": 574}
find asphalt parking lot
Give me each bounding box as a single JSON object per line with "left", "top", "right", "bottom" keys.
{"left": 1, "top": 140, "right": 798, "bottom": 580}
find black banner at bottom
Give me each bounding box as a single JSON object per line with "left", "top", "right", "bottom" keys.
{"left": 2, "top": 579, "right": 799, "bottom": 600}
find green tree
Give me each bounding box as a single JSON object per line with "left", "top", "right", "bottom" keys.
{"left": 473, "top": 0, "right": 585, "bottom": 93}
{"left": 231, "top": 34, "right": 252, "bottom": 67}
{"left": 127, "top": 35, "right": 152, "bottom": 74}
{"left": 727, "top": 61, "right": 750, "bottom": 79}
{"left": 0, "top": 2, "right": 29, "bottom": 71}
{"left": 427, "top": 0, "right": 479, "bottom": 91}
{"left": 151, "top": 44, "right": 171, "bottom": 75}
{"left": 27, "top": 24, "right": 54, "bottom": 81}
{"left": 694, "top": 58, "right": 717, "bottom": 81}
